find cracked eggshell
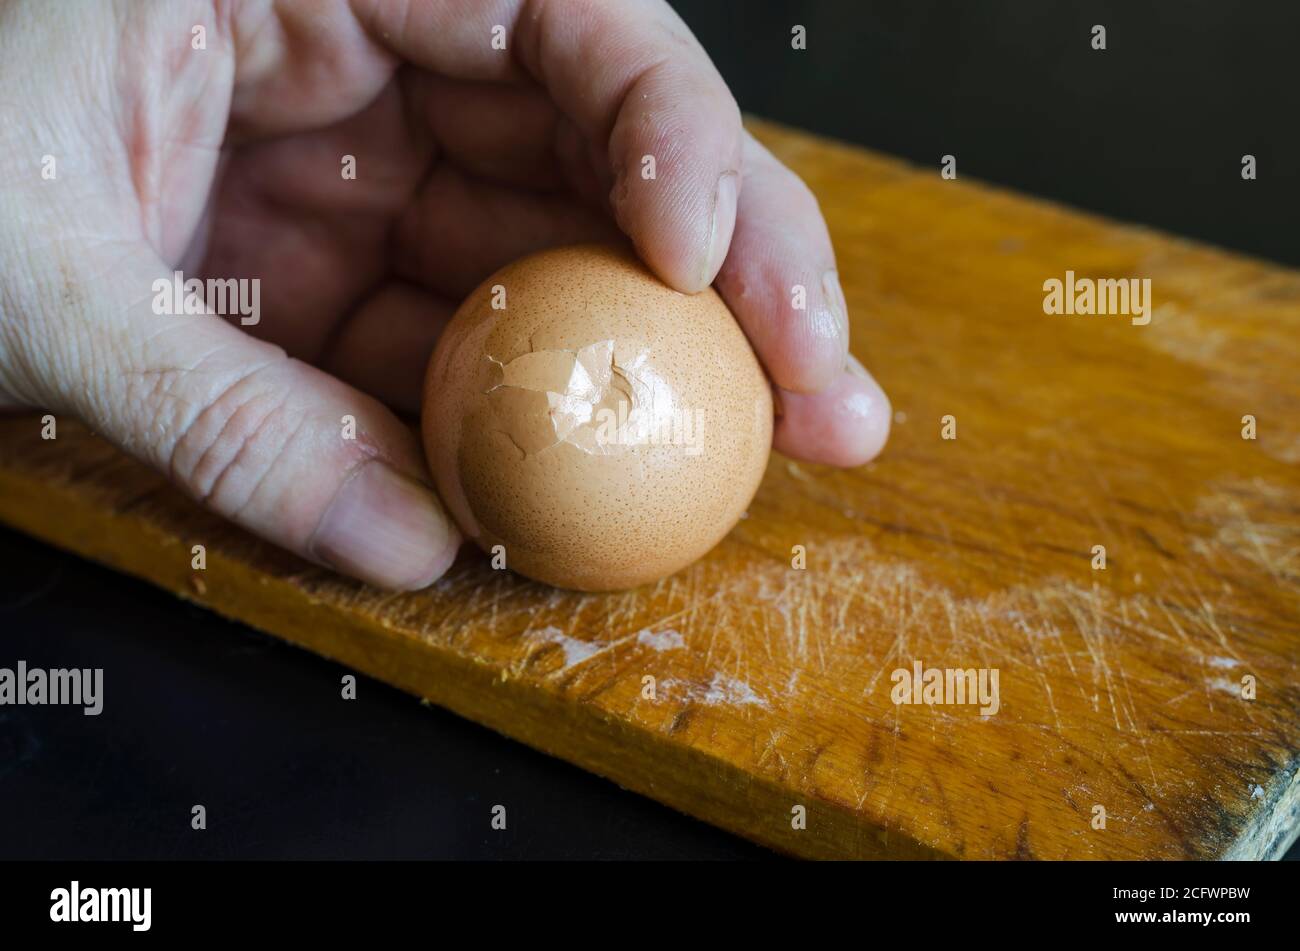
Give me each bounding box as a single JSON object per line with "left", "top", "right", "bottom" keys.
{"left": 422, "top": 243, "right": 773, "bottom": 591}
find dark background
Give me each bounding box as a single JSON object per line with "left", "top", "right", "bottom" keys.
{"left": 683, "top": 0, "right": 1299, "bottom": 268}
{"left": 1, "top": 1, "right": 1296, "bottom": 860}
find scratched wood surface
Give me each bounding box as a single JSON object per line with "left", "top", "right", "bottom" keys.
{"left": 1, "top": 118, "right": 1298, "bottom": 860}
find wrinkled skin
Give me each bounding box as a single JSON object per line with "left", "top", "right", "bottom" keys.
{"left": 0, "top": 0, "right": 890, "bottom": 589}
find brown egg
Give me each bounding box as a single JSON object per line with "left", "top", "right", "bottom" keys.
{"left": 422, "top": 243, "right": 773, "bottom": 591}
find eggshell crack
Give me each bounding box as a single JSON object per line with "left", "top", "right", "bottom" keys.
{"left": 484, "top": 340, "right": 635, "bottom": 457}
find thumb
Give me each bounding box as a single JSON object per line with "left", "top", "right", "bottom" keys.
{"left": 36, "top": 248, "right": 460, "bottom": 591}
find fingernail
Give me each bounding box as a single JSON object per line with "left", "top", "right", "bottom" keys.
{"left": 701, "top": 171, "right": 739, "bottom": 288}
{"left": 822, "top": 269, "right": 849, "bottom": 340}
{"left": 310, "top": 460, "right": 459, "bottom": 590}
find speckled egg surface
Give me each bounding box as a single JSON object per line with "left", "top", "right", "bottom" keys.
{"left": 422, "top": 243, "right": 773, "bottom": 591}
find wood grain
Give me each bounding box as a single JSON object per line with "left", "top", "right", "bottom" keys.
{"left": 1, "top": 118, "right": 1297, "bottom": 859}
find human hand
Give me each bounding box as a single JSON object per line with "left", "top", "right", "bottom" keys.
{"left": 0, "top": 0, "right": 890, "bottom": 590}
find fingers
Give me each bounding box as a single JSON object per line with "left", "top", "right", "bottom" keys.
{"left": 774, "top": 356, "right": 892, "bottom": 467}
{"left": 519, "top": 1, "right": 745, "bottom": 291}
{"left": 416, "top": 74, "right": 566, "bottom": 191}
{"left": 356, "top": 0, "right": 745, "bottom": 292}
{"left": 414, "top": 75, "right": 608, "bottom": 204}
{"left": 321, "top": 281, "right": 457, "bottom": 415}
{"left": 712, "top": 134, "right": 890, "bottom": 465}
{"left": 715, "top": 134, "right": 849, "bottom": 394}
{"left": 227, "top": 0, "right": 402, "bottom": 138}
{"left": 47, "top": 249, "right": 461, "bottom": 590}
{"left": 200, "top": 190, "right": 386, "bottom": 361}
{"left": 393, "top": 164, "right": 622, "bottom": 299}
{"left": 201, "top": 77, "right": 431, "bottom": 361}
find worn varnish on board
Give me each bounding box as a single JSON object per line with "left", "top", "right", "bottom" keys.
{"left": 1, "top": 118, "right": 1297, "bottom": 859}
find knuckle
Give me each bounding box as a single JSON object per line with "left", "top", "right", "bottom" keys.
{"left": 166, "top": 362, "right": 308, "bottom": 517}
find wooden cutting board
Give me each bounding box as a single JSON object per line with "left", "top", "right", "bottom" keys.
{"left": 2, "top": 118, "right": 1297, "bottom": 860}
